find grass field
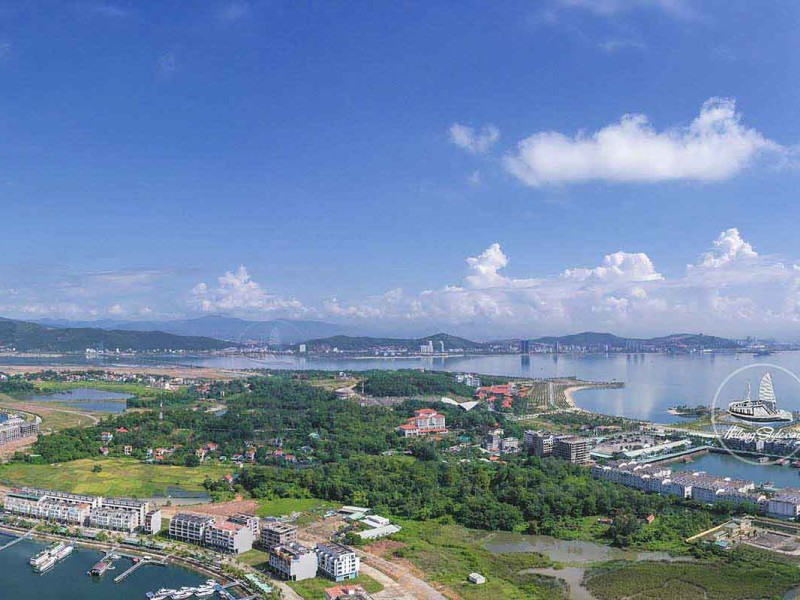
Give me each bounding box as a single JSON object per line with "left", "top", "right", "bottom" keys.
{"left": 382, "top": 519, "right": 566, "bottom": 600}
{"left": 584, "top": 551, "right": 800, "bottom": 600}
{"left": 0, "top": 458, "right": 229, "bottom": 497}
{"left": 256, "top": 498, "right": 336, "bottom": 518}
{"left": 289, "top": 573, "right": 383, "bottom": 599}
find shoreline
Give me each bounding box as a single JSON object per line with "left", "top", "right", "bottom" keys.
{"left": 562, "top": 385, "right": 592, "bottom": 412}
{"left": 0, "top": 523, "right": 239, "bottom": 590}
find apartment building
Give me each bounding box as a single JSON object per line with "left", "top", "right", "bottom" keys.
{"left": 89, "top": 507, "right": 138, "bottom": 532}
{"left": 228, "top": 513, "right": 260, "bottom": 538}
{"left": 315, "top": 542, "right": 360, "bottom": 582}
{"left": 554, "top": 437, "right": 590, "bottom": 464}
{"left": 767, "top": 489, "right": 800, "bottom": 519}
{"left": 0, "top": 415, "right": 39, "bottom": 446}
{"left": 269, "top": 543, "right": 318, "bottom": 581}
{"left": 144, "top": 509, "right": 162, "bottom": 534}
{"left": 169, "top": 513, "right": 215, "bottom": 544}
{"left": 102, "top": 497, "right": 149, "bottom": 529}
{"left": 204, "top": 521, "right": 254, "bottom": 554}
{"left": 524, "top": 430, "right": 555, "bottom": 457}
{"left": 260, "top": 522, "right": 298, "bottom": 549}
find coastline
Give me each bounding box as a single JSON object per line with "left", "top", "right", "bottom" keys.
{"left": 562, "top": 385, "right": 592, "bottom": 412}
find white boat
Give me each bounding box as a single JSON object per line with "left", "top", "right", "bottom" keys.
{"left": 728, "top": 373, "right": 793, "bottom": 422}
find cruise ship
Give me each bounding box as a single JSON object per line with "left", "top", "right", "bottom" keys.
{"left": 728, "top": 373, "right": 793, "bottom": 422}
{"left": 30, "top": 542, "right": 74, "bottom": 573}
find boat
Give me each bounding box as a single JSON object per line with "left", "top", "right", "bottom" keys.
{"left": 147, "top": 588, "right": 178, "bottom": 600}
{"left": 171, "top": 588, "right": 195, "bottom": 599}
{"left": 89, "top": 560, "right": 111, "bottom": 576}
{"left": 727, "top": 373, "right": 793, "bottom": 422}
{"left": 30, "top": 542, "right": 65, "bottom": 568}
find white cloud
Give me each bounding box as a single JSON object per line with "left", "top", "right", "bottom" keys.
{"left": 190, "top": 266, "right": 305, "bottom": 316}
{"left": 692, "top": 227, "right": 757, "bottom": 270}
{"left": 449, "top": 123, "right": 500, "bottom": 154}
{"left": 554, "top": 0, "right": 693, "bottom": 18}
{"left": 504, "top": 98, "right": 781, "bottom": 186}
{"left": 321, "top": 229, "right": 800, "bottom": 338}
{"left": 563, "top": 251, "right": 663, "bottom": 283}
{"left": 218, "top": 2, "right": 251, "bottom": 23}
{"left": 598, "top": 39, "right": 644, "bottom": 53}
{"left": 464, "top": 243, "right": 511, "bottom": 289}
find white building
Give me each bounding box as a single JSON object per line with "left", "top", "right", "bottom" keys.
{"left": 316, "top": 542, "right": 360, "bottom": 582}
{"left": 261, "top": 522, "right": 298, "bottom": 549}
{"left": 204, "top": 521, "right": 254, "bottom": 554}
{"left": 767, "top": 489, "right": 800, "bottom": 519}
{"left": 89, "top": 507, "right": 138, "bottom": 533}
{"left": 144, "top": 509, "right": 162, "bottom": 534}
{"left": 269, "top": 543, "right": 318, "bottom": 581}
{"left": 169, "top": 513, "right": 215, "bottom": 543}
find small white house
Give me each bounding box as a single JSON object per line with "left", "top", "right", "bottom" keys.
{"left": 468, "top": 573, "right": 486, "bottom": 585}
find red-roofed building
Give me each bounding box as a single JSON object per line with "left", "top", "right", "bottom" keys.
{"left": 398, "top": 409, "right": 447, "bottom": 437}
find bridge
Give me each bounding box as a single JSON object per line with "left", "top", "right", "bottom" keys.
{"left": 0, "top": 526, "right": 36, "bottom": 551}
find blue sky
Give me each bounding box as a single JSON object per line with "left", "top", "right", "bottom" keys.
{"left": 2, "top": 1, "right": 800, "bottom": 338}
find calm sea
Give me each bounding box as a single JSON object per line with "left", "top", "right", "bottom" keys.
{"left": 0, "top": 535, "right": 204, "bottom": 599}
{"left": 6, "top": 351, "right": 800, "bottom": 423}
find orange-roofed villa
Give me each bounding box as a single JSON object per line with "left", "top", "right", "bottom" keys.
{"left": 398, "top": 408, "right": 447, "bottom": 437}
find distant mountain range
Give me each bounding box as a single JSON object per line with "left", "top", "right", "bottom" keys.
{"left": 299, "top": 330, "right": 741, "bottom": 353}
{"left": 34, "top": 316, "right": 347, "bottom": 344}
{"left": 0, "top": 318, "right": 230, "bottom": 352}
{"left": 298, "top": 332, "right": 485, "bottom": 352}
{"left": 531, "top": 331, "right": 740, "bottom": 350}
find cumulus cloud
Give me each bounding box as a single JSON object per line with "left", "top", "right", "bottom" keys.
{"left": 464, "top": 243, "right": 511, "bottom": 289}
{"left": 504, "top": 98, "right": 781, "bottom": 186}
{"left": 693, "top": 227, "right": 757, "bottom": 270}
{"left": 321, "top": 229, "right": 800, "bottom": 337}
{"left": 563, "top": 251, "right": 663, "bottom": 283}
{"left": 449, "top": 123, "right": 500, "bottom": 154}
{"left": 190, "top": 266, "right": 305, "bottom": 316}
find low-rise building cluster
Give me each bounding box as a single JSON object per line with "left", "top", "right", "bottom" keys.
{"left": 3, "top": 487, "right": 155, "bottom": 533}
{"left": 0, "top": 414, "right": 39, "bottom": 446}
{"left": 589, "top": 461, "right": 800, "bottom": 514}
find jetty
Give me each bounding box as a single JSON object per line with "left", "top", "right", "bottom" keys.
{"left": 0, "top": 525, "right": 36, "bottom": 551}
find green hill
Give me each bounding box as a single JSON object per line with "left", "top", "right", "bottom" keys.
{"left": 0, "top": 318, "right": 231, "bottom": 352}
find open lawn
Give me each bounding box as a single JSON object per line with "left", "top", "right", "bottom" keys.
{"left": 238, "top": 548, "right": 271, "bottom": 568}
{"left": 289, "top": 573, "right": 383, "bottom": 599}
{"left": 379, "top": 519, "right": 567, "bottom": 600}
{"left": 0, "top": 458, "right": 228, "bottom": 497}
{"left": 256, "top": 497, "right": 336, "bottom": 518}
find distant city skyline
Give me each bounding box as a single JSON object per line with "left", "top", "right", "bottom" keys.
{"left": 1, "top": 2, "right": 800, "bottom": 338}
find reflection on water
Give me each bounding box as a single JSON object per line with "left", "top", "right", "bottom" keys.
{"left": 0, "top": 535, "right": 204, "bottom": 599}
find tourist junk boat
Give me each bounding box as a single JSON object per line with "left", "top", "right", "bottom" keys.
{"left": 728, "top": 373, "right": 793, "bottom": 422}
